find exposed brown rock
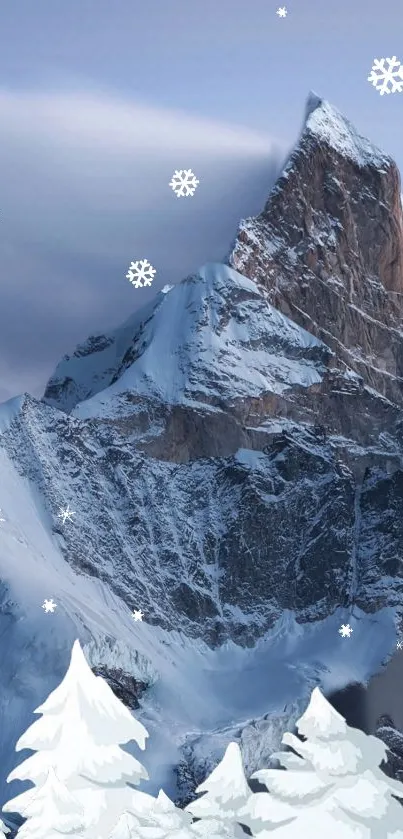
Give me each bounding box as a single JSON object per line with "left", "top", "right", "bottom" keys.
{"left": 229, "top": 95, "right": 403, "bottom": 406}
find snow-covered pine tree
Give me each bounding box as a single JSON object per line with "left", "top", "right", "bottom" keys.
{"left": 237, "top": 791, "right": 297, "bottom": 835}
{"left": 111, "top": 789, "right": 195, "bottom": 839}
{"left": 250, "top": 686, "right": 403, "bottom": 838}
{"left": 185, "top": 742, "right": 249, "bottom": 837}
{"left": 3, "top": 639, "right": 149, "bottom": 839}
{"left": 5, "top": 767, "right": 86, "bottom": 839}
{"left": 0, "top": 819, "right": 9, "bottom": 837}
{"left": 109, "top": 811, "right": 137, "bottom": 839}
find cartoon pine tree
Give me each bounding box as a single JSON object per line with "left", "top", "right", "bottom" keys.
{"left": 111, "top": 789, "right": 194, "bottom": 839}
{"left": 0, "top": 819, "right": 9, "bottom": 838}
{"left": 3, "top": 639, "right": 149, "bottom": 839}
{"left": 186, "top": 742, "right": 249, "bottom": 837}
{"left": 248, "top": 687, "right": 403, "bottom": 837}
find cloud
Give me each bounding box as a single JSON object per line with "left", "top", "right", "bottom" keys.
{"left": 0, "top": 88, "right": 284, "bottom": 403}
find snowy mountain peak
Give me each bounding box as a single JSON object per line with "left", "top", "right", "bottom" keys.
{"left": 303, "top": 90, "right": 323, "bottom": 120}
{"left": 14, "top": 640, "right": 149, "bottom": 757}
{"left": 301, "top": 92, "right": 389, "bottom": 167}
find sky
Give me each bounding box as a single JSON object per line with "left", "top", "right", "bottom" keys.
{"left": 0, "top": 0, "right": 402, "bottom": 403}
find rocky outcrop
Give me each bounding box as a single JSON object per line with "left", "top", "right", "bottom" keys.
{"left": 229, "top": 94, "right": 403, "bottom": 407}
{"left": 92, "top": 665, "right": 147, "bottom": 709}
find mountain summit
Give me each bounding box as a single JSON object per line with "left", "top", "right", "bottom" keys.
{"left": 1, "top": 96, "right": 403, "bottom": 815}
{"left": 229, "top": 94, "right": 403, "bottom": 405}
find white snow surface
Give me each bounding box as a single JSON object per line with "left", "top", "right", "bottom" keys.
{"left": 0, "top": 436, "right": 397, "bottom": 814}
{"left": 186, "top": 743, "right": 249, "bottom": 819}
{"left": 303, "top": 93, "right": 390, "bottom": 168}
{"left": 42, "top": 263, "right": 328, "bottom": 420}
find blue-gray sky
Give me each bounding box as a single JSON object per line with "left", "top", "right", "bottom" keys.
{"left": 0, "top": 0, "right": 402, "bottom": 402}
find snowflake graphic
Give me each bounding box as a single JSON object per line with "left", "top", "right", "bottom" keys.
{"left": 126, "top": 259, "right": 156, "bottom": 289}
{"left": 277, "top": 6, "right": 287, "bottom": 17}
{"left": 57, "top": 504, "right": 75, "bottom": 525}
{"left": 397, "top": 640, "right": 403, "bottom": 650}
{"left": 339, "top": 623, "right": 353, "bottom": 638}
{"left": 367, "top": 57, "right": 403, "bottom": 95}
{"left": 42, "top": 598, "right": 57, "bottom": 613}
{"left": 132, "top": 609, "right": 144, "bottom": 622}
{"left": 169, "top": 169, "right": 199, "bottom": 198}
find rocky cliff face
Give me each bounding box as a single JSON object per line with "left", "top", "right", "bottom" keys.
{"left": 229, "top": 93, "right": 403, "bottom": 407}
{"left": 1, "top": 95, "right": 403, "bottom": 814}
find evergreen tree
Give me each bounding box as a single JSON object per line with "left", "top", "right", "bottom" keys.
{"left": 185, "top": 742, "right": 249, "bottom": 837}
{"left": 6, "top": 767, "right": 85, "bottom": 839}
{"left": 250, "top": 687, "right": 403, "bottom": 837}
{"left": 0, "top": 819, "right": 9, "bottom": 837}
{"left": 4, "top": 639, "right": 149, "bottom": 839}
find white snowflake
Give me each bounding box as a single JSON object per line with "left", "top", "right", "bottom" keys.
{"left": 0, "top": 509, "right": 5, "bottom": 524}
{"left": 367, "top": 57, "right": 403, "bottom": 95}
{"left": 397, "top": 640, "right": 403, "bottom": 650}
{"left": 57, "top": 504, "right": 75, "bottom": 525}
{"left": 42, "top": 598, "right": 57, "bottom": 613}
{"left": 339, "top": 623, "right": 353, "bottom": 638}
{"left": 169, "top": 169, "right": 199, "bottom": 198}
{"left": 131, "top": 609, "right": 144, "bottom": 622}
{"left": 126, "top": 259, "right": 156, "bottom": 289}
{"left": 276, "top": 6, "right": 287, "bottom": 17}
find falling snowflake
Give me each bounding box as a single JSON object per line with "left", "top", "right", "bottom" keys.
{"left": 339, "top": 623, "right": 353, "bottom": 638}
{"left": 42, "top": 598, "right": 57, "bottom": 613}
{"left": 169, "top": 169, "right": 199, "bottom": 198}
{"left": 397, "top": 640, "right": 403, "bottom": 650}
{"left": 126, "top": 259, "right": 156, "bottom": 289}
{"left": 0, "top": 509, "right": 5, "bottom": 524}
{"left": 276, "top": 6, "right": 287, "bottom": 16}
{"left": 132, "top": 609, "right": 144, "bottom": 622}
{"left": 367, "top": 57, "right": 403, "bottom": 95}
{"left": 57, "top": 504, "right": 75, "bottom": 525}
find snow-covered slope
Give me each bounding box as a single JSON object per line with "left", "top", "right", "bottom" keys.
{"left": 44, "top": 264, "right": 330, "bottom": 421}
{"left": 43, "top": 295, "right": 164, "bottom": 414}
